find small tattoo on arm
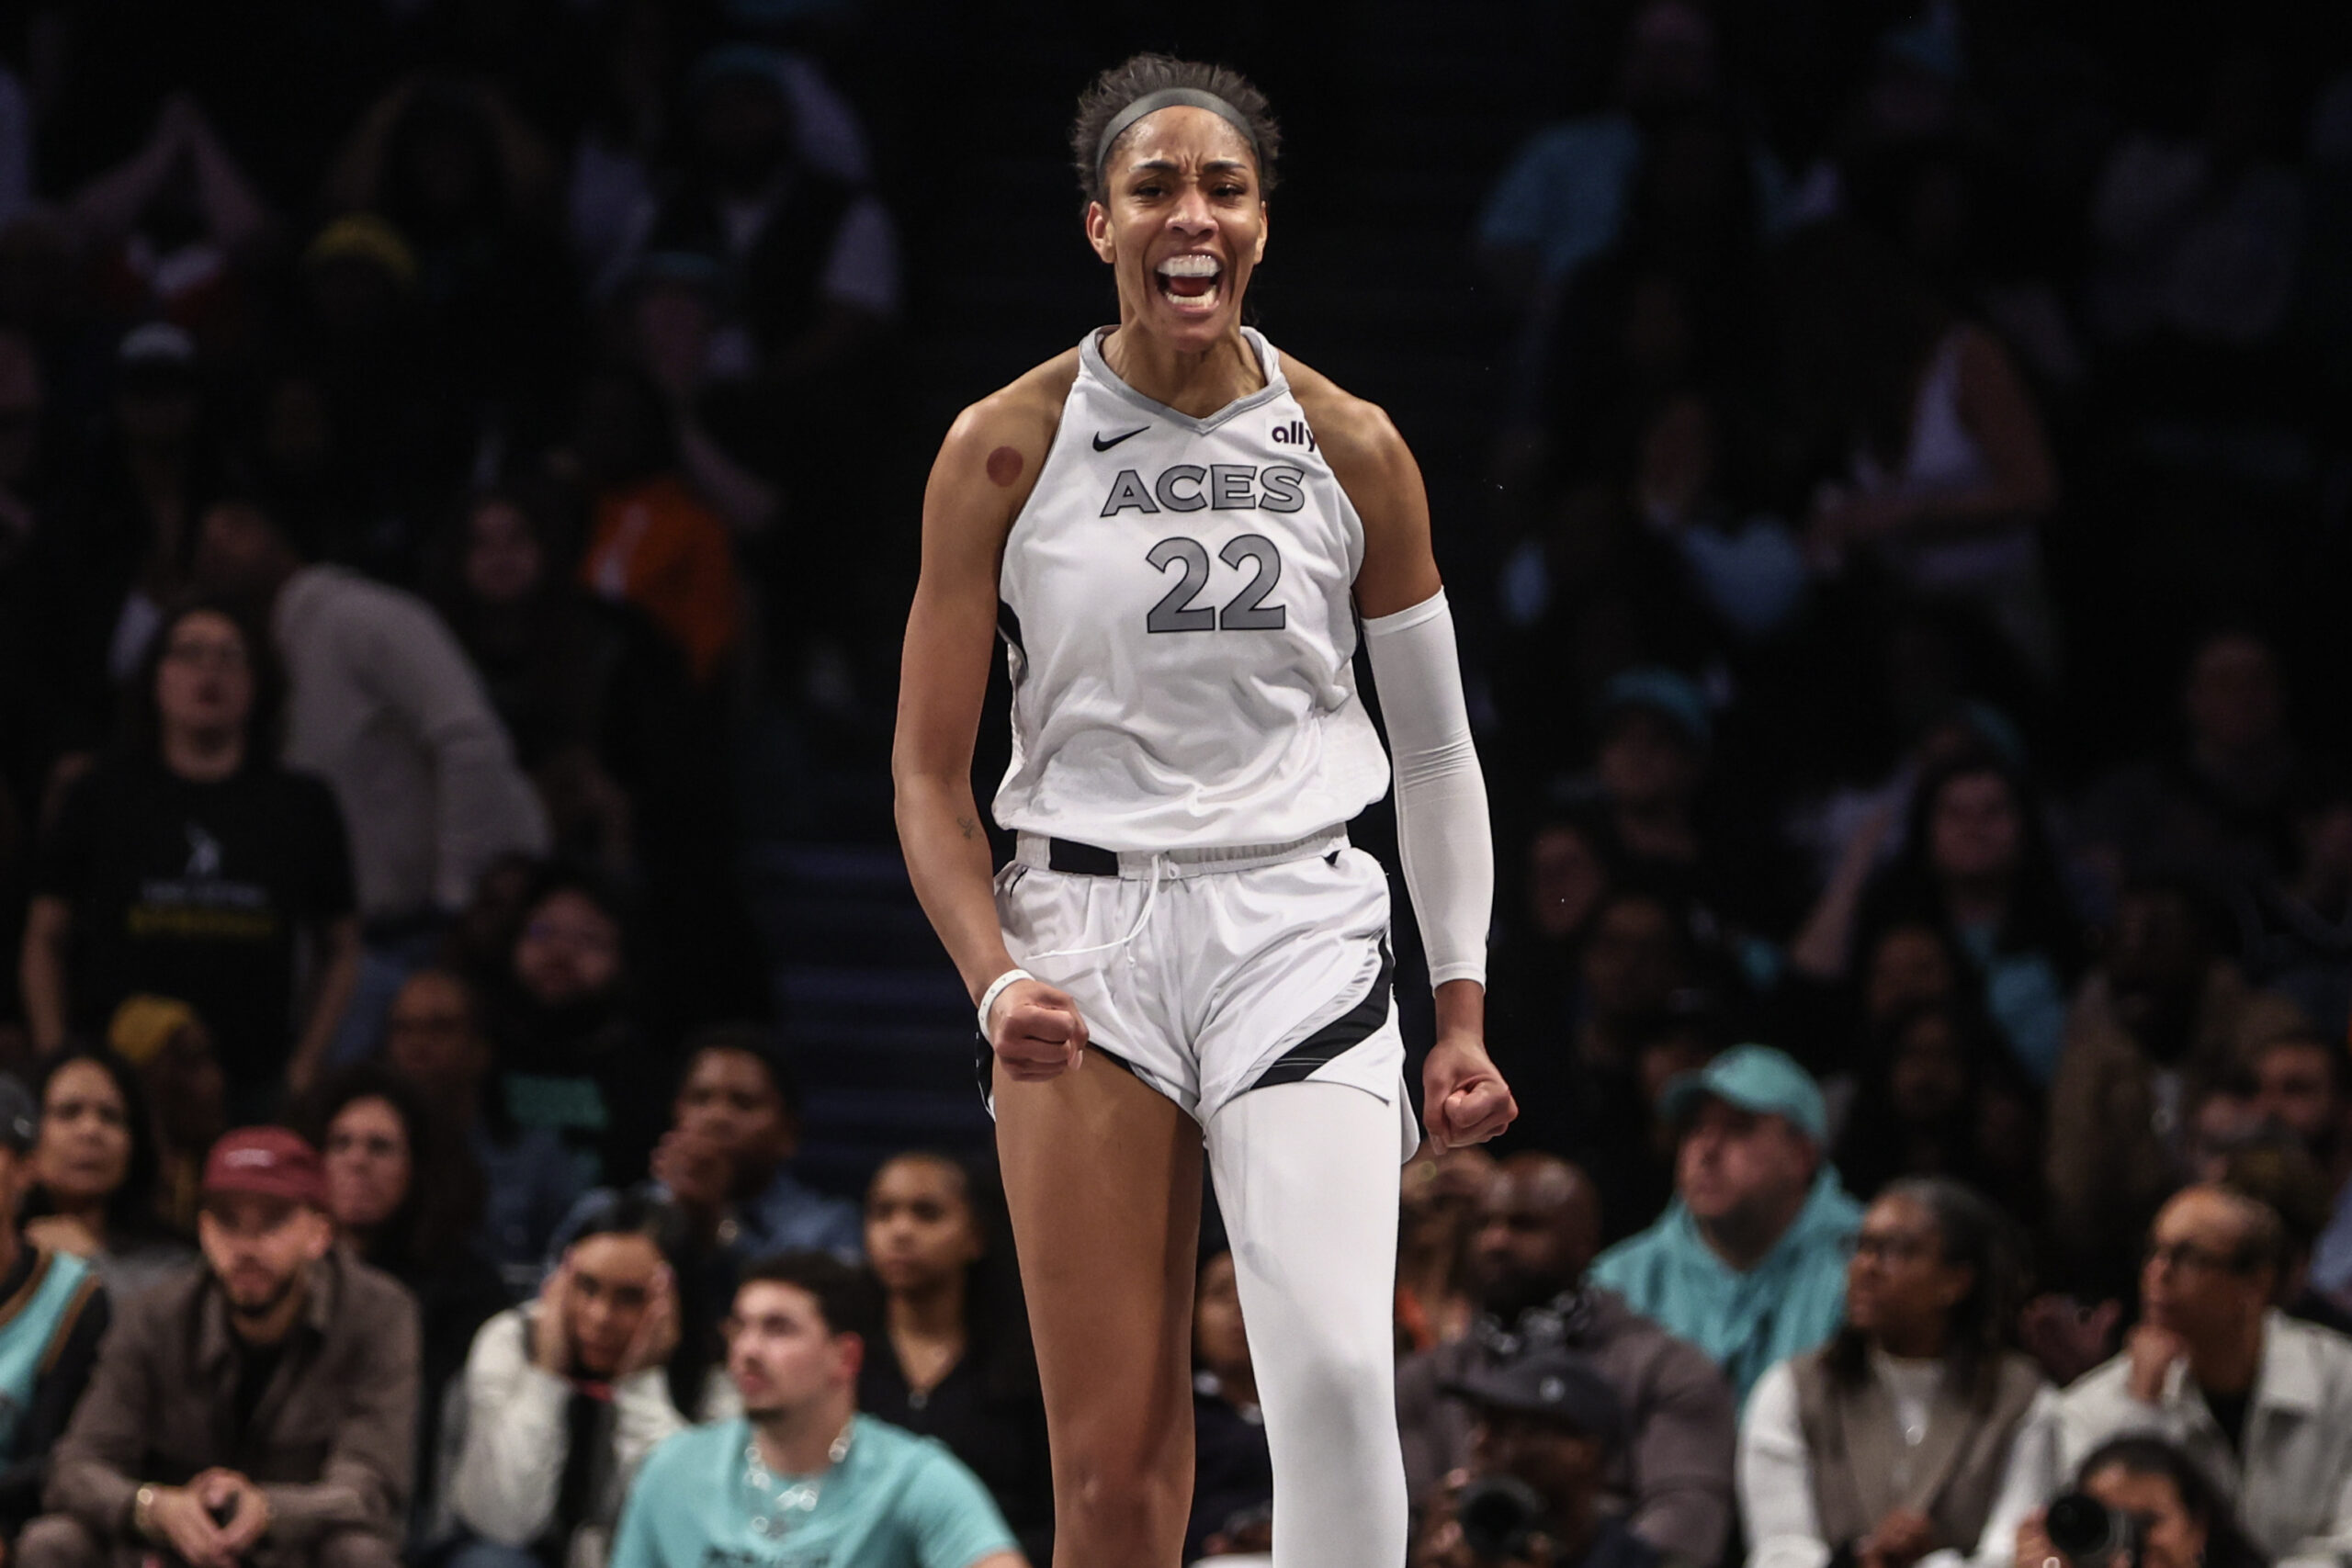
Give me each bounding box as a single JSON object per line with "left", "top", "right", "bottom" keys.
{"left": 956, "top": 815, "right": 979, "bottom": 841}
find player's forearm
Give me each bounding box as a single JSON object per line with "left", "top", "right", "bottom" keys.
{"left": 894, "top": 772, "right": 1019, "bottom": 1003}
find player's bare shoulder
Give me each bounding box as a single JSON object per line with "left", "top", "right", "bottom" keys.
{"left": 932, "top": 349, "right": 1082, "bottom": 523}
{"left": 1283, "top": 353, "right": 1419, "bottom": 504}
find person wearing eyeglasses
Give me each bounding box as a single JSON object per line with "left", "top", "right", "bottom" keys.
{"left": 2057, "top": 1184, "right": 2352, "bottom": 1568}
{"left": 19, "top": 599, "right": 357, "bottom": 1109}
{"left": 1738, "top": 1179, "right": 2056, "bottom": 1568}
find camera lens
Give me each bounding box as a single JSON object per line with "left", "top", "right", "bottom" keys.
{"left": 1457, "top": 1474, "right": 1549, "bottom": 1562}
{"left": 2047, "top": 1492, "right": 2130, "bottom": 1566}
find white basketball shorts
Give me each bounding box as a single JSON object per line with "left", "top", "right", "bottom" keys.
{"left": 989, "top": 829, "right": 1419, "bottom": 1158}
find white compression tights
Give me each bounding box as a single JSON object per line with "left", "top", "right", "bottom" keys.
{"left": 1204, "top": 1079, "right": 1409, "bottom": 1568}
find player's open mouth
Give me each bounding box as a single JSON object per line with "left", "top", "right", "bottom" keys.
{"left": 1155, "top": 254, "right": 1222, "bottom": 312}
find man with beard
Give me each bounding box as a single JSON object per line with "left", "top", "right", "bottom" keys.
{"left": 610, "top": 1251, "right": 1021, "bottom": 1568}
{"left": 1396, "top": 1154, "right": 1734, "bottom": 1568}
{"left": 23, "top": 1129, "right": 418, "bottom": 1568}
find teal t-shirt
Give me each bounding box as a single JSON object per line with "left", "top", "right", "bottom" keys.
{"left": 610, "top": 1416, "right": 1016, "bottom": 1568}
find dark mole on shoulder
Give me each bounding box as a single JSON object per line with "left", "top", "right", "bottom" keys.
{"left": 986, "top": 446, "right": 1023, "bottom": 487}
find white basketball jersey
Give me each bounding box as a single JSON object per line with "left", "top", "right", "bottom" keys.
{"left": 992, "top": 329, "right": 1392, "bottom": 851}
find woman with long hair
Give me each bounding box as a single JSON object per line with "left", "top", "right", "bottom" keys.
{"left": 860, "top": 1152, "right": 1050, "bottom": 1560}
{"left": 893, "top": 52, "right": 1513, "bottom": 1565}
{"left": 17, "top": 1043, "right": 191, "bottom": 1297}
{"left": 1742, "top": 1178, "right": 2057, "bottom": 1568}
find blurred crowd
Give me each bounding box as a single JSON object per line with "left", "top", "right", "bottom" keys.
{"left": 0, "top": 0, "right": 2347, "bottom": 1566}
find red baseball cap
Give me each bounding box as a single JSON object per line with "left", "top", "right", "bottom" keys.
{"left": 201, "top": 1128, "right": 326, "bottom": 1208}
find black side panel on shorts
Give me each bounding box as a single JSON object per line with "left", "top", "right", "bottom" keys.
{"left": 974, "top": 1032, "right": 1141, "bottom": 1103}
{"left": 1247, "top": 940, "right": 1395, "bottom": 1091}
{"left": 998, "top": 600, "right": 1025, "bottom": 651}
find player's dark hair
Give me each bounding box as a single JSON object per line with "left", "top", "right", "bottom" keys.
{"left": 1070, "top": 54, "right": 1281, "bottom": 206}
{"left": 740, "top": 1249, "right": 880, "bottom": 1342}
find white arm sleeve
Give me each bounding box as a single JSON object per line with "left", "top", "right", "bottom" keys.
{"left": 1362, "top": 589, "right": 1492, "bottom": 989}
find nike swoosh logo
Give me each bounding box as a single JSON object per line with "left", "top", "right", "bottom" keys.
{"left": 1092, "top": 426, "right": 1148, "bottom": 451}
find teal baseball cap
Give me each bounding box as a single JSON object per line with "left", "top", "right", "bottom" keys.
{"left": 1659, "top": 1044, "right": 1826, "bottom": 1144}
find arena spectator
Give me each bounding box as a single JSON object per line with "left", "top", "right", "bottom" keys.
{"left": 486, "top": 864, "right": 664, "bottom": 1186}
{"left": 2014, "top": 1436, "right": 2268, "bottom": 1568}
{"left": 2080, "top": 629, "right": 2305, "bottom": 897}
{"left": 2218, "top": 1141, "right": 2352, "bottom": 1335}
{"left": 1848, "top": 751, "right": 2086, "bottom": 1084}
{"left": 1830, "top": 1001, "right": 2043, "bottom": 1215}
{"left": 2058, "top": 1185, "right": 2352, "bottom": 1566}
{"left": 569, "top": 364, "right": 741, "bottom": 689}
{"left": 1590, "top": 1046, "right": 1864, "bottom": 1405}
{"left": 1396, "top": 1147, "right": 1497, "bottom": 1355}
{"left": 382, "top": 966, "right": 584, "bottom": 1290}
{"left": 2239, "top": 772, "right": 2352, "bottom": 1037}
{"left": 1779, "top": 220, "right": 2061, "bottom": 680}
{"left": 0, "top": 1073, "right": 112, "bottom": 1553}
{"left": 1418, "top": 1346, "right": 1662, "bottom": 1568}
{"left": 104, "top": 994, "right": 227, "bottom": 1235}
{"left": 18, "top": 1044, "right": 192, "bottom": 1299}
{"left": 2045, "top": 879, "right": 2309, "bottom": 1295}
{"left": 20, "top": 598, "right": 359, "bottom": 1105}
{"left": 299, "top": 1063, "right": 507, "bottom": 1497}
{"left": 1740, "top": 1179, "right": 2057, "bottom": 1568}
{"left": 608, "top": 1250, "right": 1023, "bottom": 1568}
{"left": 1188, "top": 1249, "right": 1272, "bottom": 1563}
{"left": 445, "top": 1195, "right": 715, "bottom": 1568}
{"left": 860, "top": 1154, "right": 1049, "bottom": 1560}
{"left": 1398, "top": 1153, "right": 1736, "bottom": 1567}
{"left": 26, "top": 1127, "right": 418, "bottom": 1568}
{"left": 189, "top": 496, "right": 548, "bottom": 1061}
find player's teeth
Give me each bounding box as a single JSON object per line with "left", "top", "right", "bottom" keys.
{"left": 1158, "top": 255, "right": 1219, "bottom": 276}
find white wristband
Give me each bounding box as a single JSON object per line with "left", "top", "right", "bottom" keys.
{"left": 977, "top": 968, "right": 1036, "bottom": 1039}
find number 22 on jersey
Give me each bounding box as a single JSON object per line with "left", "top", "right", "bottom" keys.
{"left": 1145, "top": 535, "right": 1287, "bottom": 633}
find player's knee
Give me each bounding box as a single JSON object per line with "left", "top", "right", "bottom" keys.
{"left": 1275, "top": 1334, "right": 1399, "bottom": 1438}
{"left": 1057, "top": 1441, "right": 1189, "bottom": 1536}
{"left": 15, "top": 1515, "right": 103, "bottom": 1568}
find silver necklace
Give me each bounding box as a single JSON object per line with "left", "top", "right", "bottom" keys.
{"left": 742, "top": 1420, "right": 855, "bottom": 1539}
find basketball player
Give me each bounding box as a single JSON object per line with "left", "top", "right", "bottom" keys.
{"left": 894, "top": 54, "right": 1515, "bottom": 1568}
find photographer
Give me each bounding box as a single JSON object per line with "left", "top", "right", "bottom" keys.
{"left": 1416, "top": 1347, "right": 1659, "bottom": 1568}
{"left": 2013, "top": 1436, "right": 2266, "bottom": 1568}
{"left": 2058, "top": 1185, "right": 2352, "bottom": 1568}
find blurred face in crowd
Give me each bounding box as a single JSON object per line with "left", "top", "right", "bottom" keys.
{"left": 1927, "top": 769, "right": 2020, "bottom": 886}
{"left": 2299, "top": 801, "right": 2352, "bottom": 892}
{"left": 0, "top": 330, "right": 44, "bottom": 488}
{"left": 322, "top": 1097, "right": 412, "bottom": 1236}
{"left": 563, "top": 1229, "right": 666, "bottom": 1379}
{"left": 1527, "top": 823, "right": 1608, "bottom": 942}
{"left": 1598, "top": 708, "right": 1703, "bottom": 812}
{"left": 2140, "top": 1188, "right": 2273, "bottom": 1349}
{"left": 514, "top": 888, "right": 623, "bottom": 1007}
{"left": 385, "top": 971, "right": 489, "bottom": 1103}
{"left": 2251, "top": 1039, "right": 2343, "bottom": 1151}
{"left": 34, "top": 1061, "right": 133, "bottom": 1210}
{"left": 193, "top": 502, "right": 290, "bottom": 599}
{"left": 199, "top": 1193, "right": 332, "bottom": 1323}
{"left": 1864, "top": 925, "right": 1957, "bottom": 1026}
{"left": 464, "top": 499, "right": 544, "bottom": 607}
{"left": 2185, "top": 635, "right": 2281, "bottom": 759}
{"left": 1583, "top": 896, "right": 1686, "bottom": 1022}
{"left": 1472, "top": 1156, "right": 1601, "bottom": 1318}
{"left": 155, "top": 610, "right": 254, "bottom": 745}
{"left": 865, "top": 1156, "right": 982, "bottom": 1298}
{"left": 1845, "top": 1192, "right": 1971, "bottom": 1347}
{"left": 2108, "top": 889, "right": 2209, "bottom": 1014}
{"left": 675, "top": 1047, "right": 793, "bottom": 1172}
{"left": 2083, "top": 1464, "right": 2206, "bottom": 1568}
{"left": 149, "top": 1023, "right": 226, "bottom": 1152}
{"left": 1193, "top": 1251, "right": 1252, "bottom": 1387}
{"left": 727, "top": 1280, "right": 857, "bottom": 1419}
{"left": 1677, "top": 1099, "right": 1815, "bottom": 1234}
{"left": 1618, "top": 0, "right": 1718, "bottom": 111}
{"left": 1887, "top": 1012, "right": 1970, "bottom": 1125}
{"left": 2185, "top": 1089, "right": 2262, "bottom": 1184}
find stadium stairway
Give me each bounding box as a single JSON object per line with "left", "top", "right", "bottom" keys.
{"left": 745, "top": 0, "right": 1550, "bottom": 1194}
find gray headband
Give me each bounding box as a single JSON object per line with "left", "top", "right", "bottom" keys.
{"left": 1094, "top": 87, "right": 1261, "bottom": 186}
